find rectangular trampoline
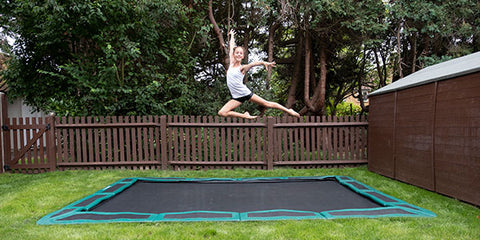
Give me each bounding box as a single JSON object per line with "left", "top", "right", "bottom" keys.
{"left": 38, "top": 176, "right": 435, "bottom": 224}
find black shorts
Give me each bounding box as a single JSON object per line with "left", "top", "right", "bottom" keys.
{"left": 233, "top": 92, "right": 253, "bottom": 103}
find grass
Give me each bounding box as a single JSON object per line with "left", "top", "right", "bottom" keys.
{"left": 0, "top": 166, "right": 479, "bottom": 240}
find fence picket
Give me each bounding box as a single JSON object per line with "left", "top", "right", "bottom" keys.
{"left": 300, "top": 117, "right": 306, "bottom": 162}
{"left": 315, "top": 116, "right": 322, "bottom": 160}
{"left": 60, "top": 117, "right": 67, "bottom": 163}
{"left": 202, "top": 116, "right": 207, "bottom": 163}
{"left": 28, "top": 117, "right": 34, "bottom": 165}
{"left": 340, "top": 116, "right": 345, "bottom": 160}
{"left": 12, "top": 118, "right": 18, "bottom": 164}
{"left": 149, "top": 116, "right": 155, "bottom": 164}
{"left": 38, "top": 118, "right": 45, "bottom": 165}
{"left": 171, "top": 115, "right": 177, "bottom": 163}
{"left": 112, "top": 117, "right": 119, "bottom": 164}
{"left": 306, "top": 116, "right": 313, "bottom": 161}
{"left": 86, "top": 117, "right": 93, "bottom": 164}
{"left": 79, "top": 117, "right": 86, "bottom": 164}
{"left": 185, "top": 116, "right": 191, "bottom": 163}
{"left": 19, "top": 118, "right": 26, "bottom": 164}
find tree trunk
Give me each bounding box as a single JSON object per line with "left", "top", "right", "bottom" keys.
{"left": 303, "top": 30, "right": 315, "bottom": 112}
{"left": 374, "top": 48, "right": 387, "bottom": 87}
{"left": 208, "top": 0, "right": 228, "bottom": 69}
{"left": 396, "top": 21, "right": 404, "bottom": 79}
{"left": 267, "top": 22, "right": 280, "bottom": 89}
{"left": 243, "top": 27, "right": 250, "bottom": 84}
{"left": 412, "top": 33, "right": 417, "bottom": 73}
{"left": 357, "top": 48, "right": 368, "bottom": 113}
{"left": 313, "top": 45, "right": 327, "bottom": 115}
{"left": 301, "top": 44, "right": 327, "bottom": 115}
{"left": 286, "top": 33, "right": 304, "bottom": 108}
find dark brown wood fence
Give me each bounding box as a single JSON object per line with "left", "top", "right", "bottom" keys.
{"left": 1, "top": 115, "right": 367, "bottom": 173}
{"left": 1, "top": 116, "right": 56, "bottom": 173}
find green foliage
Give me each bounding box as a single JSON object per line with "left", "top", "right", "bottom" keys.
{"left": 386, "top": 0, "right": 479, "bottom": 77}
{"left": 1, "top": 0, "right": 209, "bottom": 116}
{"left": 417, "top": 55, "right": 454, "bottom": 67}
{"left": 326, "top": 101, "right": 362, "bottom": 116}
{"left": 1, "top": 0, "right": 479, "bottom": 116}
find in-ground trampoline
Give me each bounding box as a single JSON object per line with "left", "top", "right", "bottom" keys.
{"left": 38, "top": 176, "right": 435, "bottom": 224}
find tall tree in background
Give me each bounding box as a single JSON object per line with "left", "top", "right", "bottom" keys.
{"left": 257, "top": 0, "right": 387, "bottom": 115}
{"left": 387, "top": 0, "right": 479, "bottom": 81}
{"left": 1, "top": 0, "right": 479, "bottom": 117}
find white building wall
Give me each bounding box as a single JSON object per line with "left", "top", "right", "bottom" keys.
{"left": 9, "top": 98, "right": 46, "bottom": 118}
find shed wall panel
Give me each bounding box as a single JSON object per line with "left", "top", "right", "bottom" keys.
{"left": 368, "top": 94, "right": 395, "bottom": 178}
{"left": 434, "top": 73, "right": 480, "bottom": 206}
{"left": 394, "top": 84, "right": 435, "bottom": 190}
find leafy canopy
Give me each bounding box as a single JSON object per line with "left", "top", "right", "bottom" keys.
{"left": 1, "top": 0, "right": 207, "bottom": 116}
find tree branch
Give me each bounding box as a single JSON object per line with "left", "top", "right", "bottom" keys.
{"left": 208, "top": 0, "right": 228, "bottom": 68}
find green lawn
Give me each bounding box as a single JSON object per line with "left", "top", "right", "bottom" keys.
{"left": 0, "top": 166, "right": 479, "bottom": 240}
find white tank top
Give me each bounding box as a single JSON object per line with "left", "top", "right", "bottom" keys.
{"left": 226, "top": 65, "right": 252, "bottom": 98}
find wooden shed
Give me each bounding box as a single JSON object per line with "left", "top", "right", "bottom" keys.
{"left": 368, "top": 51, "right": 480, "bottom": 206}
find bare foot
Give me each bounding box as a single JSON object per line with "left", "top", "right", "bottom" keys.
{"left": 244, "top": 111, "right": 258, "bottom": 119}
{"left": 287, "top": 109, "right": 300, "bottom": 118}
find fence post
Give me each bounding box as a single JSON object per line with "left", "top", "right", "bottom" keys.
{"left": 266, "top": 117, "right": 275, "bottom": 170}
{"left": 1, "top": 93, "right": 9, "bottom": 173}
{"left": 46, "top": 113, "right": 57, "bottom": 172}
{"left": 160, "top": 115, "right": 168, "bottom": 170}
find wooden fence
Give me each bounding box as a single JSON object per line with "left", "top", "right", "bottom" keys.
{"left": 1, "top": 115, "right": 368, "bottom": 173}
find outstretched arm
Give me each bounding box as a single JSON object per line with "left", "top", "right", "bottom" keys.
{"left": 228, "top": 30, "right": 236, "bottom": 63}
{"left": 241, "top": 61, "right": 276, "bottom": 74}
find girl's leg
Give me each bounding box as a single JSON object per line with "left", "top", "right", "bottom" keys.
{"left": 249, "top": 94, "right": 300, "bottom": 118}
{"left": 218, "top": 100, "right": 257, "bottom": 119}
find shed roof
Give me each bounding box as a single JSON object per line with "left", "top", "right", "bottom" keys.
{"left": 369, "top": 51, "right": 480, "bottom": 96}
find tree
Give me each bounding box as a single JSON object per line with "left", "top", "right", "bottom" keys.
{"left": 386, "top": 0, "right": 479, "bottom": 80}
{"left": 1, "top": 0, "right": 208, "bottom": 116}
{"left": 258, "top": 0, "right": 387, "bottom": 115}
{"left": 1, "top": 0, "right": 478, "bottom": 117}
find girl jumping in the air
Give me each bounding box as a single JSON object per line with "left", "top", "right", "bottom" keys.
{"left": 218, "top": 30, "right": 300, "bottom": 119}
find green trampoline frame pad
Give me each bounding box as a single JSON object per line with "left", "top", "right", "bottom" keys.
{"left": 37, "top": 176, "right": 435, "bottom": 225}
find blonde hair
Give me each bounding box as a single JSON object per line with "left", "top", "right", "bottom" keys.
{"left": 234, "top": 46, "right": 246, "bottom": 53}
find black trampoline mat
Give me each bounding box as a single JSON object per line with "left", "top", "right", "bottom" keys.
{"left": 38, "top": 176, "right": 436, "bottom": 224}
{"left": 92, "top": 180, "right": 380, "bottom": 213}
